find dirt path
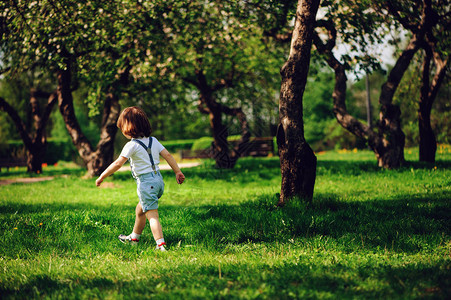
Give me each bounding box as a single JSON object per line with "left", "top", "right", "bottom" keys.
{"left": 0, "top": 176, "right": 54, "bottom": 186}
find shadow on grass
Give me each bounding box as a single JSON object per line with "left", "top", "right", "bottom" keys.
{"left": 160, "top": 190, "right": 450, "bottom": 253}
{"left": 1, "top": 157, "right": 450, "bottom": 298}
{"left": 2, "top": 189, "right": 449, "bottom": 256}
{"left": 1, "top": 252, "right": 449, "bottom": 299}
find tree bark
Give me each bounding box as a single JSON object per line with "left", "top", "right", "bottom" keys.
{"left": 56, "top": 59, "right": 122, "bottom": 176}
{"left": 57, "top": 66, "right": 95, "bottom": 165}
{"left": 418, "top": 36, "right": 448, "bottom": 163}
{"left": 277, "top": 0, "right": 320, "bottom": 205}
{"left": 374, "top": 34, "right": 425, "bottom": 167}
{"left": 418, "top": 100, "right": 436, "bottom": 163}
{"left": 193, "top": 68, "right": 250, "bottom": 169}
{"left": 85, "top": 92, "right": 121, "bottom": 175}
{"left": 313, "top": 18, "right": 426, "bottom": 168}
{"left": 0, "top": 90, "right": 57, "bottom": 173}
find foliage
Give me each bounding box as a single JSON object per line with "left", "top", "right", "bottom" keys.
{"left": 322, "top": 119, "right": 366, "bottom": 150}
{"left": 319, "top": 0, "right": 392, "bottom": 76}
{"left": 161, "top": 139, "right": 197, "bottom": 153}
{"left": 149, "top": 0, "right": 286, "bottom": 139}
{"left": 141, "top": 100, "right": 211, "bottom": 141}
{"left": 1, "top": 0, "right": 448, "bottom": 162}
{"left": 191, "top": 135, "right": 243, "bottom": 151}
{"left": 303, "top": 68, "right": 335, "bottom": 149}
{"left": 394, "top": 56, "right": 451, "bottom": 147}
{"left": 0, "top": 150, "right": 450, "bottom": 298}
{"left": 0, "top": 139, "right": 75, "bottom": 164}
{"left": 191, "top": 136, "right": 214, "bottom": 151}
{"left": 0, "top": 70, "right": 56, "bottom": 142}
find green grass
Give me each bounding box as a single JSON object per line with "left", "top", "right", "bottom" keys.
{"left": 1, "top": 147, "right": 450, "bottom": 299}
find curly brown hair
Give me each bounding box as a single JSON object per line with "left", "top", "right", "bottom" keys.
{"left": 117, "top": 107, "right": 152, "bottom": 138}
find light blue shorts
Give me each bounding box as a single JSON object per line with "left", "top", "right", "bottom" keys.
{"left": 135, "top": 171, "right": 164, "bottom": 212}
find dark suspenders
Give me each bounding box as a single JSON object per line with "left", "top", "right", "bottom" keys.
{"left": 132, "top": 137, "right": 157, "bottom": 174}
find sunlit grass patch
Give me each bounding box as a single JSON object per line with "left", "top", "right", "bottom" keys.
{"left": 0, "top": 147, "right": 450, "bottom": 299}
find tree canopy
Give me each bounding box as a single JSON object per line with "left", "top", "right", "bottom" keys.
{"left": 0, "top": 0, "right": 449, "bottom": 172}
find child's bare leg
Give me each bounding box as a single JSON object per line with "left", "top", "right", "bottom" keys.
{"left": 132, "top": 203, "right": 147, "bottom": 235}
{"left": 118, "top": 203, "right": 146, "bottom": 243}
{"left": 145, "top": 209, "right": 163, "bottom": 241}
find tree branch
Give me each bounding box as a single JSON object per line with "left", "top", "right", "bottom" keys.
{"left": 219, "top": 103, "right": 250, "bottom": 158}
{"left": 212, "top": 68, "right": 236, "bottom": 92}
{"left": 314, "top": 19, "right": 336, "bottom": 51}
{"left": 386, "top": 1, "right": 417, "bottom": 32}
{"left": 0, "top": 97, "right": 32, "bottom": 149}
{"left": 0, "top": 67, "right": 11, "bottom": 75}
{"left": 428, "top": 45, "right": 449, "bottom": 104}
{"left": 312, "top": 30, "right": 372, "bottom": 140}
{"left": 35, "top": 92, "right": 57, "bottom": 142}
{"left": 380, "top": 34, "right": 422, "bottom": 105}
{"left": 262, "top": 0, "right": 296, "bottom": 43}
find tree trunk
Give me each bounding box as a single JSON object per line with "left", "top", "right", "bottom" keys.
{"left": 365, "top": 74, "right": 372, "bottom": 129}
{"left": 313, "top": 19, "right": 426, "bottom": 168}
{"left": 196, "top": 86, "right": 234, "bottom": 168}
{"left": 57, "top": 60, "right": 123, "bottom": 176}
{"left": 418, "top": 39, "right": 448, "bottom": 163}
{"left": 0, "top": 91, "right": 57, "bottom": 174}
{"left": 222, "top": 104, "right": 251, "bottom": 165}
{"left": 210, "top": 107, "right": 234, "bottom": 168}
{"left": 57, "top": 66, "right": 95, "bottom": 166}
{"left": 374, "top": 34, "right": 423, "bottom": 168}
{"left": 26, "top": 143, "right": 45, "bottom": 173}
{"left": 277, "top": 0, "right": 320, "bottom": 205}
{"left": 418, "top": 105, "right": 436, "bottom": 162}
{"left": 194, "top": 69, "right": 250, "bottom": 169}
{"left": 201, "top": 96, "right": 250, "bottom": 169}
{"left": 85, "top": 93, "right": 121, "bottom": 175}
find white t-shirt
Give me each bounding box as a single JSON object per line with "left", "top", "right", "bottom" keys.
{"left": 120, "top": 137, "right": 165, "bottom": 176}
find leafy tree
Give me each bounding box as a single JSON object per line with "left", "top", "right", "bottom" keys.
{"left": 0, "top": 0, "right": 142, "bottom": 176}
{"left": 303, "top": 68, "right": 336, "bottom": 150}
{"left": 0, "top": 79, "right": 56, "bottom": 173}
{"left": 414, "top": 1, "right": 450, "bottom": 163}
{"left": 394, "top": 55, "right": 451, "bottom": 149}
{"left": 266, "top": 0, "right": 448, "bottom": 167}
{"left": 311, "top": 0, "right": 444, "bottom": 168}
{"left": 138, "top": 0, "right": 287, "bottom": 168}
{"left": 369, "top": 0, "right": 450, "bottom": 163}
{"left": 277, "top": 0, "right": 320, "bottom": 205}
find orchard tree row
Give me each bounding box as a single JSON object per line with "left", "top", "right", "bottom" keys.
{"left": 0, "top": 1, "right": 449, "bottom": 189}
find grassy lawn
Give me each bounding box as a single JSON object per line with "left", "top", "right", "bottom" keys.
{"left": 0, "top": 146, "right": 450, "bottom": 299}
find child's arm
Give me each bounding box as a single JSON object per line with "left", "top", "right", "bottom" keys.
{"left": 160, "top": 149, "right": 185, "bottom": 184}
{"left": 96, "top": 156, "right": 128, "bottom": 186}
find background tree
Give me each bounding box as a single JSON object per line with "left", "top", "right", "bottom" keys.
{"left": 0, "top": 6, "right": 58, "bottom": 173}
{"left": 393, "top": 56, "right": 451, "bottom": 151}
{"left": 0, "top": 87, "right": 56, "bottom": 173}
{"left": 264, "top": 0, "right": 449, "bottom": 167}
{"left": 0, "top": 0, "right": 148, "bottom": 176}
{"left": 414, "top": 1, "right": 450, "bottom": 163}
{"left": 277, "top": 0, "right": 320, "bottom": 205}
{"left": 311, "top": 0, "right": 441, "bottom": 168}
{"left": 142, "top": 0, "right": 286, "bottom": 168}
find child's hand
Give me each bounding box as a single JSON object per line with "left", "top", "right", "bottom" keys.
{"left": 176, "top": 172, "right": 185, "bottom": 184}
{"left": 95, "top": 177, "right": 103, "bottom": 187}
